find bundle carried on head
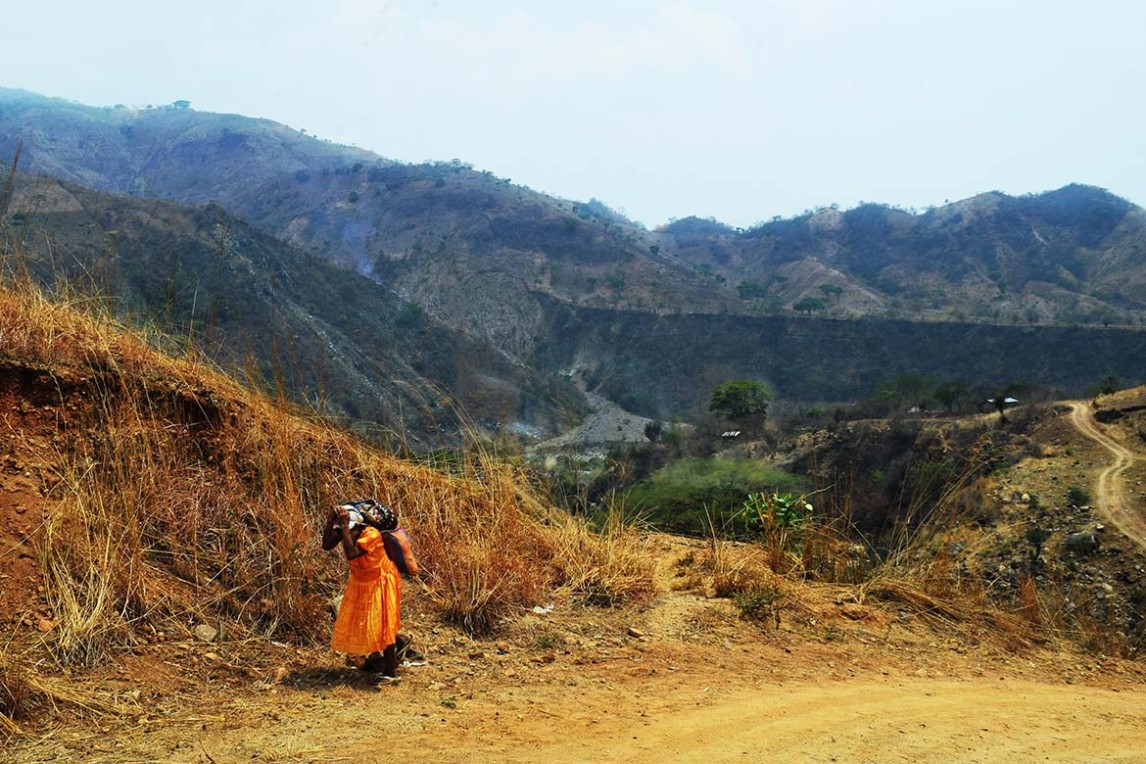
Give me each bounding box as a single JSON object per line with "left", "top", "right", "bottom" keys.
{"left": 339, "top": 498, "right": 419, "bottom": 577}
{"left": 341, "top": 498, "right": 399, "bottom": 531}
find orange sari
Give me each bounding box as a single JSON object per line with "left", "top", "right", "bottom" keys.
{"left": 331, "top": 527, "right": 401, "bottom": 655}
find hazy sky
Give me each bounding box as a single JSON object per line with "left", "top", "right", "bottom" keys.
{"left": 3, "top": 1, "right": 1144, "bottom": 227}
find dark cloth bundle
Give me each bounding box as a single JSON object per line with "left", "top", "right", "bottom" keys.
{"left": 341, "top": 498, "right": 419, "bottom": 577}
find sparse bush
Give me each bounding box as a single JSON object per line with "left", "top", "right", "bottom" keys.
{"left": 734, "top": 584, "right": 784, "bottom": 627}
{"left": 1067, "top": 485, "right": 1091, "bottom": 506}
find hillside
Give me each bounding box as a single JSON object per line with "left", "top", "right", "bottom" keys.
{"left": 0, "top": 88, "right": 726, "bottom": 355}
{"left": 6, "top": 89, "right": 1146, "bottom": 336}
{"left": 4, "top": 272, "right": 1146, "bottom": 760}
{"left": 669, "top": 187, "right": 1146, "bottom": 326}
{"left": 5, "top": 87, "right": 1146, "bottom": 433}
{"left": 2, "top": 173, "right": 585, "bottom": 445}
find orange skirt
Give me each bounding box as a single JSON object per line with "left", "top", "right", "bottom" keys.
{"left": 331, "top": 527, "right": 401, "bottom": 655}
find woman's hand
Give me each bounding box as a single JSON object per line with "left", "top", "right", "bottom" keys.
{"left": 322, "top": 505, "right": 349, "bottom": 551}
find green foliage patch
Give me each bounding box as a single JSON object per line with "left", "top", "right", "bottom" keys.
{"left": 625, "top": 457, "right": 807, "bottom": 535}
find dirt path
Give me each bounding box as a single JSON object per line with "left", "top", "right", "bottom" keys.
{"left": 24, "top": 657, "right": 1144, "bottom": 764}
{"left": 12, "top": 594, "right": 1146, "bottom": 764}
{"left": 1067, "top": 401, "right": 1146, "bottom": 549}
{"left": 404, "top": 677, "right": 1146, "bottom": 764}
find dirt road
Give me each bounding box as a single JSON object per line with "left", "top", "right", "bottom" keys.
{"left": 14, "top": 613, "right": 1146, "bottom": 764}
{"left": 1067, "top": 401, "right": 1146, "bottom": 549}
{"left": 366, "top": 674, "right": 1145, "bottom": 764}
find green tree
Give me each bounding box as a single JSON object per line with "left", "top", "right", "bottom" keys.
{"left": 1089, "top": 374, "right": 1121, "bottom": 398}
{"left": 894, "top": 373, "right": 934, "bottom": 411}
{"left": 793, "top": 296, "right": 826, "bottom": 314}
{"left": 709, "top": 379, "right": 771, "bottom": 432}
{"left": 934, "top": 380, "right": 970, "bottom": 413}
{"left": 818, "top": 283, "right": 843, "bottom": 300}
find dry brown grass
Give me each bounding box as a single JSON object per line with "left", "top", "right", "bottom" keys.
{"left": 547, "top": 503, "right": 658, "bottom": 607}
{"left": 0, "top": 272, "right": 656, "bottom": 708}
{"left": 0, "top": 650, "right": 122, "bottom": 740}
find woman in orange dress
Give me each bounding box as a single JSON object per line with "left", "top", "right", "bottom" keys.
{"left": 322, "top": 503, "right": 402, "bottom": 680}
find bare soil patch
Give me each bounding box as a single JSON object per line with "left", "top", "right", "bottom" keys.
{"left": 6, "top": 535, "right": 1146, "bottom": 763}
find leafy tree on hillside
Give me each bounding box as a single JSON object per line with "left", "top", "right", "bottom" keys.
{"left": 737, "top": 280, "right": 768, "bottom": 300}
{"left": 710, "top": 379, "right": 771, "bottom": 435}
{"left": 793, "top": 296, "right": 826, "bottom": 314}
{"left": 893, "top": 373, "right": 934, "bottom": 411}
{"left": 1089, "top": 374, "right": 1121, "bottom": 398}
{"left": 934, "top": 380, "right": 971, "bottom": 413}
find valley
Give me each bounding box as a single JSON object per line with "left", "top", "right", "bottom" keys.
{"left": 4, "top": 89, "right": 1146, "bottom": 445}
{"left": 3, "top": 87, "right": 1146, "bottom": 763}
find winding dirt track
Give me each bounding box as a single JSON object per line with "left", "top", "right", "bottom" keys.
{"left": 1067, "top": 402, "right": 1146, "bottom": 549}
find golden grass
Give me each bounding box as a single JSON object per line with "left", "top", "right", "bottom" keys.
{"left": 546, "top": 503, "right": 658, "bottom": 607}
{"left": 0, "top": 271, "right": 657, "bottom": 700}
{"left": 0, "top": 650, "right": 121, "bottom": 740}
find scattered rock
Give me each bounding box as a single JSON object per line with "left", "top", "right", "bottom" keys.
{"left": 35, "top": 617, "right": 54, "bottom": 633}
{"left": 1065, "top": 531, "right": 1100, "bottom": 556}
{"left": 193, "top": 623, "right": 218, "bottom": 643}
{"left": 626, "top": 627, "right": 645, "bottom": 639}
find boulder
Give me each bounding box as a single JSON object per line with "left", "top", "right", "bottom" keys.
{"left": 1065, "top": 531, "right": 1100, "bottom": 556}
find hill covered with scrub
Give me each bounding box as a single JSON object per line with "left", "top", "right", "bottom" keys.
{"left": 5, "top": 88, "right": 1146, "bottom": 439}
{"left": 0, "top": 273, "right": 653, "bottom": 724}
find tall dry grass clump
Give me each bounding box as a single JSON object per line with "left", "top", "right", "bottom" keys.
{"left": 546, "top": 500, "right": 658, "bottom": 607}
{"left": 0, "top": 274, "right": 656, "bottom": 676}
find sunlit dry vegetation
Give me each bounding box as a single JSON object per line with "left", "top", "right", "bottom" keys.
{"left": 0, "top": 271, "right": 656, "bottom": 681}
{"left": 3, "top": 255, "right": 1145, "bottom": 742}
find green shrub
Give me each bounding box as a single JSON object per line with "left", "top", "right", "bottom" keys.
{"left": 624, "top": 457, "right": 806, "bottom": 535}
{"left": 734, "top": 584, "right": 785, "bottom": 627}
{"left": 1067, "top": 485, "right": 1091, "bottom": 506}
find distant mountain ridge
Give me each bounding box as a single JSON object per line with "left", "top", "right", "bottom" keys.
{"left": 1, "top": 172, "right": 583, "bottom": 445}
{"left": 4, "top": 87, "right": 1146, "bottom": 432}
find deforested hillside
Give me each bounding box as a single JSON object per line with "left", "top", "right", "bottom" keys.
{"left": 1, "top": 173, "right": 586, "bottom": 445}
{"left": 5, "top": 88, "right": 1146, "bottom": 432}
